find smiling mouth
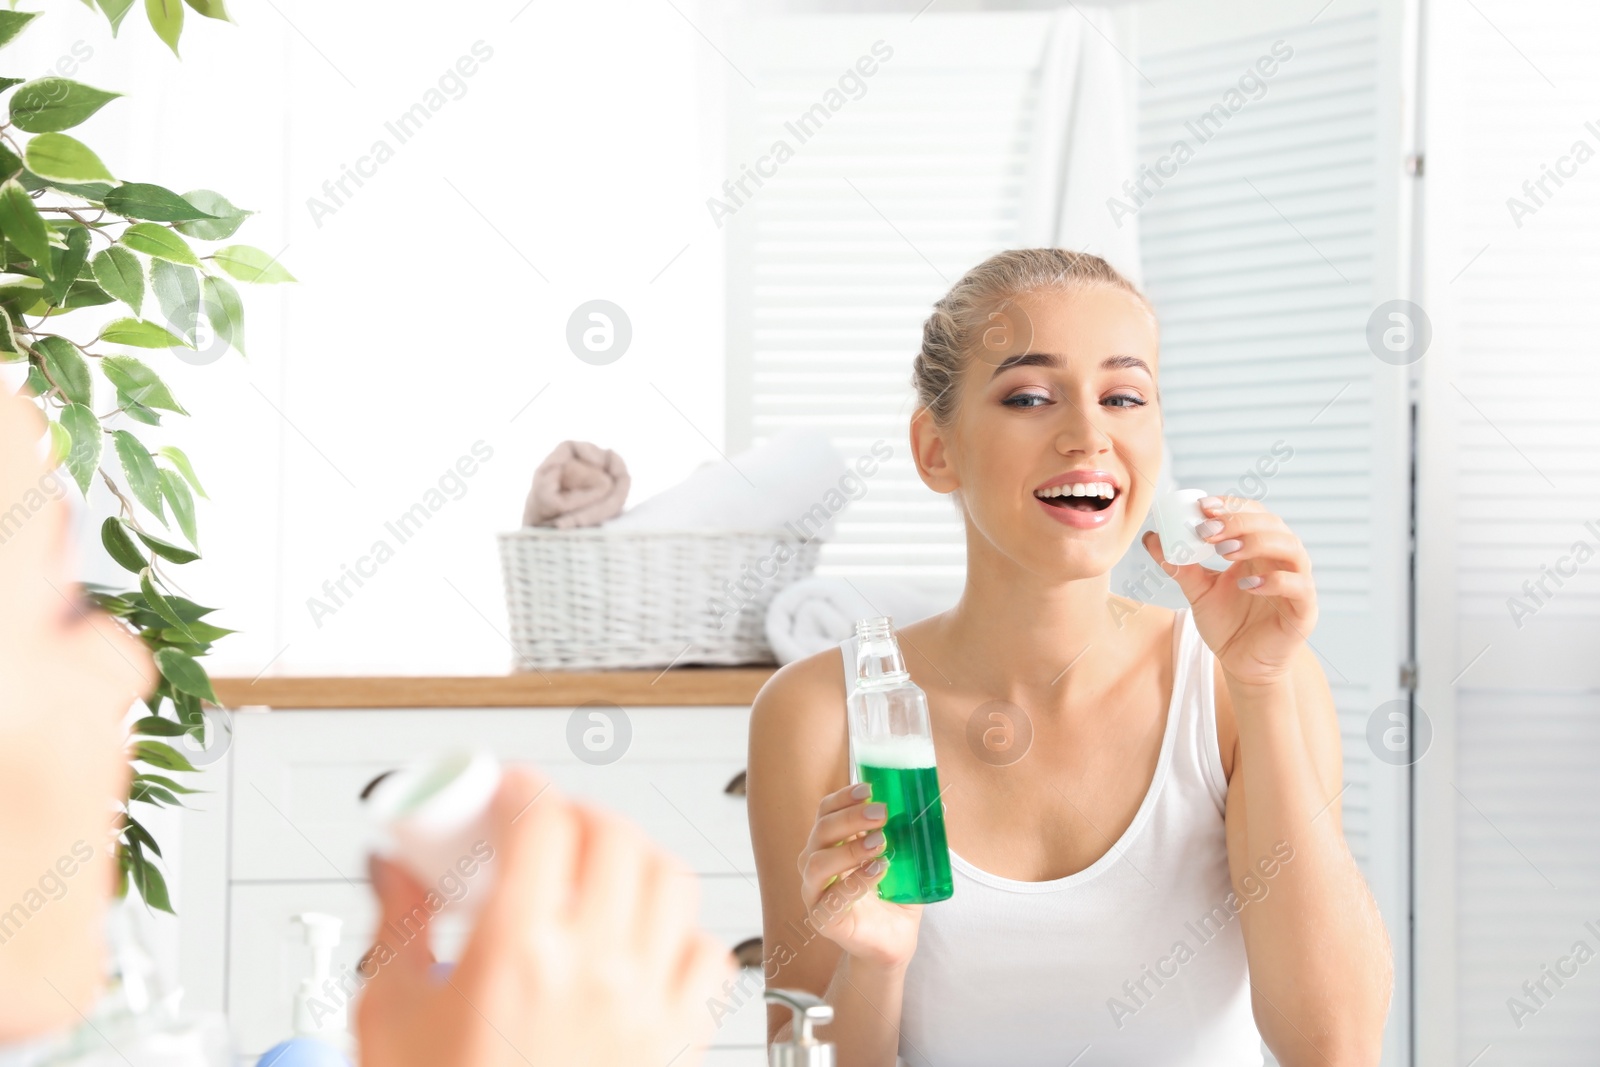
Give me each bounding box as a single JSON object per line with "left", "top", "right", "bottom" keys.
{"left": 1034, "top": 483, "right": 1118, "bottom": 513}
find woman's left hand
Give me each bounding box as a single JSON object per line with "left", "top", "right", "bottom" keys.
{"left": 1142, "top": 495, "right": 1317, "bottom": 687}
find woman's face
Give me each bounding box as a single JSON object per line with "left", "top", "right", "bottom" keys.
{"left": 913, "top": 284, "right": 1164, "bottom": 582}
{"left": 0, "top": 388, "right": 155, "bottom": 1041}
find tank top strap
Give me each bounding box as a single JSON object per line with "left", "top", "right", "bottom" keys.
{"left": 1168, "top": 607, "right": 1229, "bottom": 815}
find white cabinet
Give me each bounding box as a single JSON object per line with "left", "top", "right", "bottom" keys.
{"left": 201, "top": 706, "right": 769, "bottom": 1063}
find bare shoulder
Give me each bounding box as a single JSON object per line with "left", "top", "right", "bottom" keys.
{"left": 748, "top": 647, "right": 852, "bottom": 787}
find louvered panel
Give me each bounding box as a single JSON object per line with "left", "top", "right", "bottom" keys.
{"left": 729, "top": 15, "right": 1051, "bottom": 590}
{"left": 1423, "top": 2, "right": 1600, "bottom": 1060}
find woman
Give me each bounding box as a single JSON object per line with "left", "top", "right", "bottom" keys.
{"left": 747, "top": 249, "right": 1392, "bottom": 1066}
{"left": 0, "top": 385, "right": 732, "bottom": 1066}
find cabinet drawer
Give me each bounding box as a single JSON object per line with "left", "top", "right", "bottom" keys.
{"left": 231, "top": 708, "right": 753, "bottom": 881}
{"left": 227, "top": 875, "right": 766, "bottom": 1057}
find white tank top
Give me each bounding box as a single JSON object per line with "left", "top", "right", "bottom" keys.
{"left": 894, "top": 608, "right": 1264, "bottom": 1066}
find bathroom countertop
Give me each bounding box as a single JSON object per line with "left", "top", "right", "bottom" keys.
{"left": 211, "top": 666, "right": 779, "bottom": 709}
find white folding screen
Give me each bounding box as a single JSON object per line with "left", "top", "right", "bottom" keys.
{"left": 1417, "top": 3, "right": 1600, "bottom": 1063}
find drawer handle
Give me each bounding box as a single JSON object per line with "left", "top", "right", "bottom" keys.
{"left": 724, "top": 769, "right": 747, "bottom": 796}
{"left": 359, "top": 770, "right": 397, "bottom": 801}
{"left": 731, "top": 936, "right": 763, "bottom": 969}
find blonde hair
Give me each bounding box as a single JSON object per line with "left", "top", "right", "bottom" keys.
{"left": 911, "top": 248, "right": 1153, "bottom": 428}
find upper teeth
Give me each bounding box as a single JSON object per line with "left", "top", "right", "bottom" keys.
{"left": 1036, "top": 482, "right": 1116, "bottom": 499}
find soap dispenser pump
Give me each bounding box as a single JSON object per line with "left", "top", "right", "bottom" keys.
{"left": 764, "top": 988, "right": 834, "bottom": 1067}
{"left": 255, "top": 912, "right": 353, "bottom": 1067}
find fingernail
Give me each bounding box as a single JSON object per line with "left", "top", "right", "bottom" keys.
{"left": 865, "top": 803, "right": 886, "bottom": 821}
{"left": 1215, "top": 539, "right": 1242, "bottom": 556}
{"left": 1197, "top": 519, "right": 1224, "bottom": 538}
{"left": 867, "top": 858, "right": 887, "bottom": 874}
{"left": 1238, "top": 575, "right": 1264, "bottom": 589}
{"left": 864, "top": 831, "right": 885, "bottom": 851}
{"left": 850, "top": 782, "right": 871, "bottom": 799}
{"left": 1200, "top": 496, "right": 1223, "bottom": 509}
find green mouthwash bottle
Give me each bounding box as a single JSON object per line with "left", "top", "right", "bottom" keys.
{"left": 847, "top": 616, "right": 953, "bottom": 905}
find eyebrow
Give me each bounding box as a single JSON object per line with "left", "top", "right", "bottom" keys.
{"left": 988, "top": 352, "right": 1153, "bottom": 380}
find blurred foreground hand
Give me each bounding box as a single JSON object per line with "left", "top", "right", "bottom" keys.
{"left": 356, "top": 766, "right": 735, "bottom": 1067}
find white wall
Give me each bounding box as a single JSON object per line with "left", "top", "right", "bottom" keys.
{"left": 18, "top": 0, "right": 729, "bottom": 676}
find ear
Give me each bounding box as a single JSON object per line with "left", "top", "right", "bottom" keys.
{"left": 909, "top": 406, "right": 960, "bottom": 494}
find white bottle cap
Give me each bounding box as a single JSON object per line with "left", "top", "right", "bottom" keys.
{"left": 365, "top": 749, "right": 502, "bottom": 919}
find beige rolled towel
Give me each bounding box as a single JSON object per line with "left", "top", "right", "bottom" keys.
{"left": 522, "top": 440, "right": 630, "bottom": 528}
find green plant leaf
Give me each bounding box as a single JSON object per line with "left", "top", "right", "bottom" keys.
{"left": 212, "top": 244, "right": 293, "bottom": 284}
{"left": 100, "top": 316, "right": 187, "bottom": 349}
{"left": 60, "top": 403, "right": 101, "bottom": 494}
{"left": 156, "top": 444, "right": 207, "bottom": 498}
{"left": 45, "top": 418, "right": 71, "bottom": 468}
{"left": 91, "top": 246, "right": 143, "bottom": 313}
{"left": 9, "top": 78, "right": 121, "bottom": 133}
{"left": 125, "top": 815, "right": 163, "bottom": 858}
{"left": 158, "top": 467, "right": 196, "bottom": 545}
{"left": 183, "top": 0, "right": 229, "bottom": 20}
{"left": 0, "top": 144, "right": 20, "bottom": 182}
{"left": 202, "top": 274, "right": 242, "bottom": 355}
{"left": 0, "top": 78, "right": 22, "bottom": 94}
{"left": 174, "top": 189, "right": 250, "bottom": 240}
{"left": 150, "top": 258, "right": 198, "bottom": 341}
{"left": 120, "top": 222, "right": 198, "bottom": 266}
{"left": 118, "top": 396, "right": 162, "bottom": 425}
{"left": 98, "top": 0, "right": 137, "bottom": 33}
{"left": 24, "top": 133, "right": 113, "bottom": 183}
{"left": 153, "top": 647, "right": 215, "bottom": 702}
{"left": 0, "top": 179, "right": 50, "bottom": 270}
{"left": 130, "top": 780, "right": 182, "bottom": 805}
{"left": 60, "top": 279, "right": 113, "bottom": 309}
{"left": 0, "top": 306, "right": 21, "bottom": 361}
{"left": 0, "top": 11, "right": 41, "bottom": 49}
{"left": 43, "top": 224, "right": 90, "bottom": 305}
{"left": 145, "top": 0, "right": 183, "bottom": 56}
{"left": 132, "top": 738, "right": 197, "bottom": 772}
{"left": 104, "top": 182, "right": 216, "bottom": 223}
{"left": 102, "top": 516, "right": 146, "bottom": 572}
{"left": 101, "top": 355, "right": 187, "bottom": 412}
{"left": 135, "top": 527, "right": 198, "bottom": 563}
{"left": 38, "top": 336, "right": 92, "bottom": 406}
{"left": 135, "top": 772, "right": 199, "bottom": 795}
{"left": 134, "top": 854, "right": 173, "bottom": 913}
{"left": 140, "top": 567, "right": 194, "bottom": 637}
{"left": 112, "top": 429, "right": 164, "bottom": 518}
{"left": 132, "top": 714, "right": 187, "bottom": 737}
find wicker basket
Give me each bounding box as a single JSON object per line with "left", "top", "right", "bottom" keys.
{"left": 497, "top": 527, "right": 823, "bottom": 670}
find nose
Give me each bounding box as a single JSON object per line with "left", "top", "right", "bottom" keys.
{"left": 1052, "top": 400, "right": 1112, "bottom": 458}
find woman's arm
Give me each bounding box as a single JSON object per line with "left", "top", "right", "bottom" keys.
{"left": 747, "top": 657, "right": 917, "bottom": 1066}
{"left": 1220, "top": 645, "right": 1393, "bottom": 1066}
{"left": 1147, "top": 496, "right": 1392, "bottom": 1065}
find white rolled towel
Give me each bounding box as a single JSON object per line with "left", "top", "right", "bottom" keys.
{"left": 605, "top": 427, "right": 849, "bottom": 535}
{"left": 765, "top": 576, "right": 951, "bottom": 666}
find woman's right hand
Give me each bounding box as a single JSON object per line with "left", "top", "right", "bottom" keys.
{"left": 797, "top": 782, "right": 923, "bottom": 969}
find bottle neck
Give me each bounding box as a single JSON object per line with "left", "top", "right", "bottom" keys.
{"left": 853, "top": 619, "right": 907, "bottom": 687}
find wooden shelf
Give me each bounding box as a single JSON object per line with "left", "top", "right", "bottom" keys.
{"left": 211, "top": 667, "right": 779, "bottom": 709}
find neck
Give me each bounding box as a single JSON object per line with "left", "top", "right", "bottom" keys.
{"left": 929, "top": 538, "right": 1128, "bottom": 700}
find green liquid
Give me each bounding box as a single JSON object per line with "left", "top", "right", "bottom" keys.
{"left": 857, "top": 760, "right": 954, "bottom": 904}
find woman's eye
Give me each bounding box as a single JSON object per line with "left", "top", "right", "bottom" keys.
{"left": 1002, "top": 392, "right": 1049, "bottom": 408}
{"left": 1105, "top": 393, "right": 1147, "bottom": 409}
